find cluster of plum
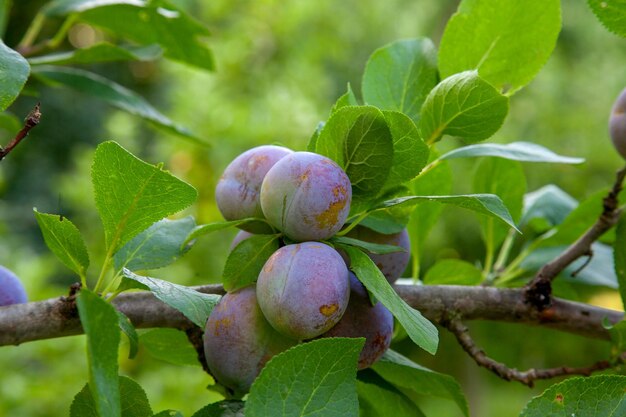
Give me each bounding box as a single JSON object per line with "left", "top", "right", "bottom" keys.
{"left": 0, "top": 266, "right": 27, "bottom": 307}
{"left": 202, "top": 145, "right": 410, "bottom": 393}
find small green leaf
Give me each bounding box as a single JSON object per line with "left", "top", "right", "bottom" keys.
{"left": 120, "top": 269, "right": 220, "bottom": 327}
{"left": 439, "top": 0, "right": 561, "bottom": 94}
{"left": 315, "top": 106, "right": 393, "bottom": 199}
{"left": 154, "top": 411, "right": 184, "bottom": 417}
{"left": 29, "top": 43, "right": 162, "bottom": 66}
{"left": 116, "top": 310, "right": 139, "bottom": 359}
{"left": 423, "top": 259, "right": 482, "bottom": 286}
{"left": 34, "top": 209, "right": 90, "bottom": 278}
{"left": 379, "top": 193, "right": 519, "bottom": 232}
{"left": 245, "top": 338, "right": 363, "bottom": 417}
{"left": 306, "top": 121, "right": 325, "bottom": 152}
{"left": 91, "top": 141, "right": 197, "bottom": 254}
{"left": 184, "top": 218, "right": 262, "bottom": 247}
{"left": 0, "top": 39, "right": 30, "bottom": 111}
{"left": 223, "top": 234, "right": 280, "bottom": 292}
{"left": 76, "top": 289, "right": 121, "bottom": 417}
{"left": 331, "top": 236, "right": 405, "bottom": 255}
{"left": 362, "top": 38, "right": 438, "bottom": 123}
{"left": 357, "top": 369, "right": 426, "bottom": 417}
{"left": 615, "top": 215, "right": 626, "bottom": 309}
{"left": 331, "top": 83, "right": 358, "bottom": 114}
{"left": 519, "top": 375, "right": 626, "bottom": 416}
{"left": 588, "top": 0, "right": 626, "bottom": 37}
{"left": 439, "top": 141, "right": 584, "bottom": 164}
{"left": 520, "top": 185, "right": 577, "bottom": 229}
{"left": 31, "top": 67, "right": 205, "bottom": 143}
{"left": 343, "top": 246, "right": 438, "bottom": 354}
{"left": 139, "top": 328, "right": 199, "bottom": 367}
{"left": 419, "top": 71, "right": 509, "bottom": 145}
{"left": 114, "top": 216, "right": 196, "bottom": 272}
{"left": 70, "top": 376, "right": 152, "bottom": 417}
{"left": 191, "top": 400, "right": 245, "bottom": 417}
{"left": 372, "top": 350, "right": 469, "bottom": 417}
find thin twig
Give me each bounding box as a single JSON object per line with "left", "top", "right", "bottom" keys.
{"left": 444, "top": 318, "right": 624, "bottom": 387}
{"left": 0, "top": 103, "right": 41, "bottom": 162}
{"left": 524, "top": 165, "right": 626, "bottom": 310}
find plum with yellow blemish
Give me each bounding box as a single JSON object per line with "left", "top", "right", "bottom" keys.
{"left": 203, "top": 286, "right": 297, "bottom": 394}
{"left": 260, "top": 151, "right": 351, "bottom": 241}
{"left": 318, "top": 273, "right": 393, "bottom": 369}
{"left": 215, "top": 145, "right": 293, "bottom": 232}
{"left": 256, "top": 242, "right": 350, "bottom": 340}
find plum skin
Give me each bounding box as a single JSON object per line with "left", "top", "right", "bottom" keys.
{"left": 256, "top": 242, "right": 350, "bottom": 340}
{"left": 0, "top": 266, "right": 27, "bottom": 306}
{"left": 215, "top": 145, "right": 293, "bottom": 232}
{"left": 319, "top": 273, "right": 393, "bottom": 369}
{"left": 610, "top": 87, "right": 626, "bottom": 159}
{"left": 203, "top": 286, "right": 297, "bottom": 393}
{"left": 260, "top": 152, "right": 351, "bottom": 241}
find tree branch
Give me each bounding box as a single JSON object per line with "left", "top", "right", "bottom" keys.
{"left": 524, "top": 165, "right": 626, "bottom": 310}
{"left": 0, "top": 284, "right": 621, "bottom": 346}
{"left": 443, "top": 318, "right": 624, "bottom": 387}
{"left": 0, "top": 103, "right": 41, "bottom": 162}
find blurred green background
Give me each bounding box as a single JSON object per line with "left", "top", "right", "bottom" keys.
{"left": 1, "top": 0, "right": 624, "bottom": 416}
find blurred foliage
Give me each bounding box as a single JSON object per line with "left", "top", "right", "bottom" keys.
{"left": 1, "top": 0, "right": 625, "bottom": 416}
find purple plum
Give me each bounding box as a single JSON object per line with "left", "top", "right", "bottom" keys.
{"left": 0, "top": 266, "right": 27, "bottom": 306}
{"left": 215, "top": 145, "right": 293, "bottom": 232}
{"left": 319, "top": 273, "right": 393, "bottom": 369}
{"left": 203, "top": 286, "right": 297, "bottom": 393}
{"left": 610, "top": 87, "right": 626, "bottom": 159}
{"left": 260, "top": 152, "right": 351, "bottom": 241}
{"left": 256, "top": 242, "right": 350, "bottom": 340}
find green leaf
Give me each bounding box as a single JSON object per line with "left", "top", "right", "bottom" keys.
{"left": 116, "top": 310, "right": 139, "bottom": 359}
{"left": 28, "top": 43, "right": 162, "bottom": 66}
{"left": 520, "top": 185, "right": 577, "bottom": 230}
{"left": 331, "top": 83, "right": 358, "bottom": 114}
{"left": 184, "top": 218, "right": 263, "bottom": 247}
{"left": 357, "top": 369, "right": 426, "bottom": 417}
{"left": 70, "top": 376, "right": 152, "bottom": 417}
{"left": 139, "top": 328, "right": 199, "bottom": 367}
{"left": 223, "top": 234, "right": 280, "bottom": 292}
{"left": 31, "top": 67, "right": 204, "bottom": 143}
{"left": 44, "top": 0, "right": 214, "bottom": 71}
{"left": 76, "top": 289, "right": 121, "bottom": 417}
{"left": 343, "top": 246, "right": 438, "bottom": 354}
{"left": 439, "top": 0, "right": 561, "bottom": 94}
{"left": 154, "top": 411, "right": 184, "bottom": 417}
{"left": 423, "top": 259, "right": 482, "bottom": 285}
{"left": 378, "top": 193, "right": 519, "bottom": 232}
{"left": 91, "top": 141, "right": 197, "bottom": 254}
{"left": 439, "top": 141, "right": 584, "bottom": 164}
{"left": 419, "top": 71, "right": 509, "bottom": 145}
{"left": 191, "top": 400, "right": 245, "bottom": 417}
{"left": 0, "top": 111, "right": 21, "bottom": 133}
{"left": 362, "top": 38, "right": 438, "bottom": 123}
{"left": 372, "top": 350, "right": 469, "bottom": 417}
{"left": 315, "top": 106, "right": 393, "bottom": 199}
{"left": 519, "top": 375, "right": 626, "bottom": 416}
{"left": 306, "top": 121, "right": 325, "bottom": 152}
{"left": 245, "top": 338, "right": 363, "bottom": 417}
{"left": 114, "top": 216, "right": 196, "bottom": 272}
{"left": 0, "top": 39, "right": 30, "bottom": 111}
{"left": 33, "top": 209, "right": 90, "bottom": 278}
{"left": 615, "top": 215, "right": 626, "bottom": 309}
{"left": 120, "top": 269, "right": 220, "bottom": 327}
{"left": 331, "top": 236, "right": 406, "bottom": 255}
{"left": 381, "top": 111, "right": 429, "bottom": 192}
{"left": 588, "top": 0, "right": 626, "bottom": 37}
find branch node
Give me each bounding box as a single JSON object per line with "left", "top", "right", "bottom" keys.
{"left": 0, "top": 103, "right": 42, "bottom": 162}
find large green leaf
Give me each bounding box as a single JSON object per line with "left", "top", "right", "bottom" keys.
{"left": 120, "top": 269, "right": 220, "bottom": 327}
{"left": 588, "top": 0, "right": 626, "bottom": 37}
{"left": 615, "top": 215, "right": 626, "bottom": 309}
{"left": 70, "top": 376, "right": 152, "bottom": 417}
{"left": 31, "top": 67, "right": 204, "bottom": 143}
{"left": 357, "top": 369, "right": 426, "bottom": 417}
{"left": 91, "top": 141, "right": 197, "bottom": 254}
{"left": 315, "top": 106, "right": 393, "bottom": 199}
{"left": 342, "top": 246, "right": 438, "bottom": 354}
{"left": 439, "top": 142, "right": 584, "bottom": 164}
{"left": 191, "top": 401, "right": 245, "bottom": 417}
{"left": 0, "top": 39, "right": 29, "bottom": 111}
{"left": 29, "top": 43, "right": 162, "bottom": 66}
{"left": 114, "top": 216, "right": 196, "bottom": 272}
{"left": 519, "top": 375, "right": 626, "bottom": 416}
{"left": 439, "top": 0, "right": 561, "bottom": 94}
{"left": 44, "top": 0, "right": 214, "bottom": 71}
{"left": 116, "top": 311, "right": 139, "bottom": 359}
{"left": 372, "top": 350, "right": 469, "bottom": 417}
{"left": 423, "top": 259, "right": 482, "bottom": 286}
{"left": 245, "top": 338, "right": 363, "bottom": 417}
{"left": 362, "top": 38, "right": 438, "bottom": 123}
{"left": 222, "top": 234, "right": 280, "bottom": 292}
{"left": 330, "top": 236, "right": 406, "bottom": 255}
{"left": 76, "top": 289, "right": 121, "bottom": 417}
{"left": 34, "top": 210, "right": 90, "bottom": 278}
{"left": 139, "top": 328, "right": 199, "bottom": 367}
{"left": 419, "top": 71, "right": 509, "bottom": 144}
